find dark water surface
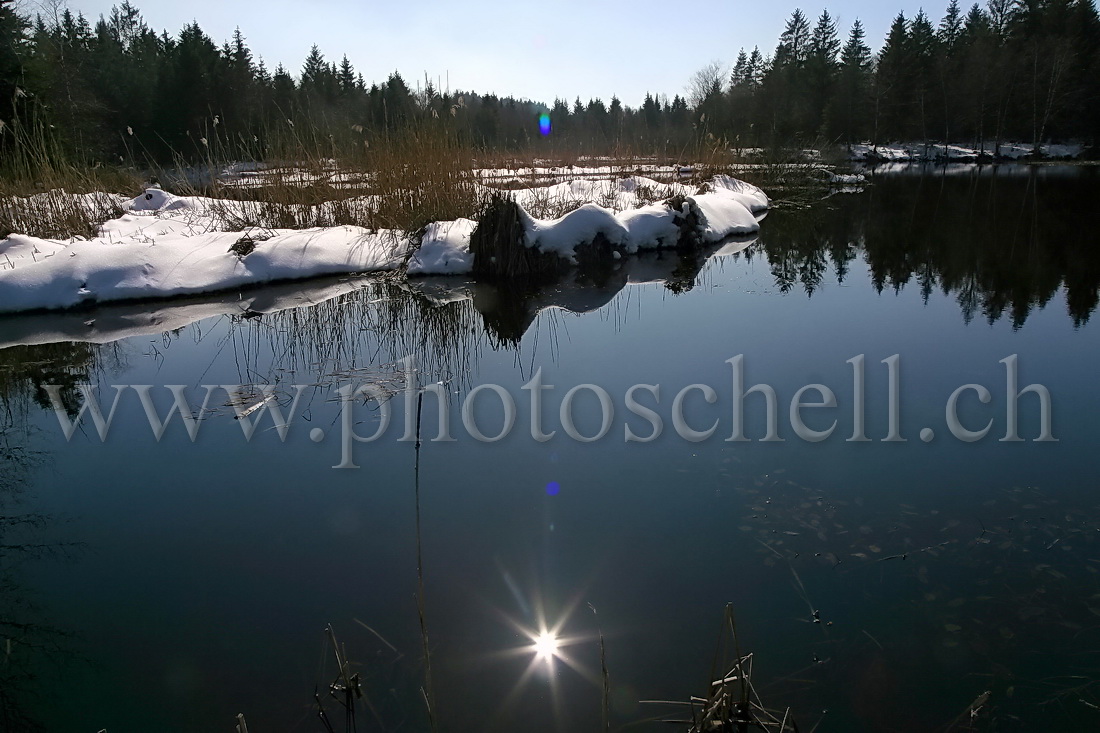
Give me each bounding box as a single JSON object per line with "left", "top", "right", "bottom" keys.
{"left": 2, "top": 166, "right": 1099, "bottom": 732}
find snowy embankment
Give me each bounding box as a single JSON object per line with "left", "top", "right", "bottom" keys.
{"left": 0, "top": 175, "right": 767, "bottom": 315}
{"left": 848, "top": 142, "right": 1085, "bottom": 163}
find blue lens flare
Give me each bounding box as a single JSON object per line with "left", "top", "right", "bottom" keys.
{"left": 538, "top": 113, "right": 551, "bottom": 136}
{"left": 546, "top": 481, "right": 560, "bottom": 496}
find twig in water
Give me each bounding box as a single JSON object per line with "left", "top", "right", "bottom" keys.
{"left": 589, "top": 603, "right": 611, "bottom": 733}
{"left": 413, "top": 390, "right": 437, "bottom": 732}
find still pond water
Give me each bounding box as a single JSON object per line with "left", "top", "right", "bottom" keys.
{"left": 2, "top": 165, "right": 1099, "bottom": 732}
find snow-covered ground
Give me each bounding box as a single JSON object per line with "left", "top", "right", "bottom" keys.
{"left": 0, "top": 234, "right": 762, "bottom": 351}
{"left": 208, "top": 159, "right": 698, "bottom": 191}
{"left": 0, "top": 175, "right": 768, "bottom": 314}
{"left": 848, "top": 142, "right": 1085, "bottom": 163}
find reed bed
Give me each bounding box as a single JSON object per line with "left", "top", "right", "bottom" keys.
{"left": 0, "top": 114, "right": 137, "bottom": 240}
{"left": 1, "top": 104, "right": 835, "bottom": 247}
{"left": 163, "top": 117, "right": 481, "bottom": 237}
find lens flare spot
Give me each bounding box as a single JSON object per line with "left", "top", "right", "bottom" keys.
{"left": 538, "top": 113, "right": 552, "bottom": 136}
{"left": 533, "top": 631, "right": 559, "bottom": 659}
{"left": 546, "top": 481, "right": 560, "bottom": 496}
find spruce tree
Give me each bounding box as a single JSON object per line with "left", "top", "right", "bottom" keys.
{"left": 909, "top": 10, "right": 939, "bottom": 141}
{"left": 831, "top": 20, "right": 873, "bottom": 144}
{"left": 939, "top": 0, "right": 964, "bottom": 48}
{"left": 875, "top": 13, "right": 911, "bottom": 142}
{"left": 807, "top": 10, "right": 840, "bottom": 136}
{"left": 0, "top": 0, "right": 27, "bottom": 138}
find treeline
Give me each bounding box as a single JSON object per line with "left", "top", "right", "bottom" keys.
{"left": 0, "top": 0, "right": 1097, "bottom": 166}
{"left": 716, "top": 0, "right": 1100, "bottom": 150}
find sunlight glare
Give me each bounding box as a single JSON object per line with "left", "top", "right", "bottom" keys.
{"left": 533, "top": 631, "right": 559, "bottom": 660}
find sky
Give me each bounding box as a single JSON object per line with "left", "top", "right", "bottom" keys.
{"left": 38, "top": 0, "right": 953, "bottom": 107}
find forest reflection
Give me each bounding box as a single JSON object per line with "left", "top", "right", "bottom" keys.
{"left": 762, "top": 166, "right": 1100, "bottom": 328}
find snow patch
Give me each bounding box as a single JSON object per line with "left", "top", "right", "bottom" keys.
{"left": 407, "top": 219, "right": 476, "bottom": 275}
{"left": 0, "top": 176, "right": 769, "bottom": 313}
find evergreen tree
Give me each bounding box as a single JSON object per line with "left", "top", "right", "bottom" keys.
{"left": 909, "top": 10, "right": 940, "bottom": 140}
{"left": 730, "top": 49, "right": 749, "bottom": 87}
{"left": 337, "top": 55, "right": 356, "bottom": 97}
{"left": 746, "top": 47, "right": 765, "bottom": 89}
{"left": 939, "top": 0, "right": 964, "bottom": 48}
{"left": 0, "top": 0, "right": 28, "bottom": 136}
{"left": 764, "top": 9, "right": 813, "bottom": 139}
{"left": 874, "top": 13, "right": 911, "bottom": 142}
{"left": 0, "top": 0, "right": 1096, "bottom": 166}
{"left": 774, "top": 8, "right": 811, "bottom": 66}
{"left": 831, "top": 20, "right": 874, "bottom": 144}
{"left": 807, "top": 10, "right": 841, "bottom": 136}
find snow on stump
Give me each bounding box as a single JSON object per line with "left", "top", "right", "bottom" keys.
{"left": 469, "top": 189, "right": 739, "bottom": 281}
{"left": 470, "top": 193, "right": 564, "bottom": 281}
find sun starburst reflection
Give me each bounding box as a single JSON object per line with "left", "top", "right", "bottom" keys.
{"left": 532, "top": 630, "right": 560, "bottom": 660}
{"left": 480, "top": 576, "right": 607, "bottom": 726}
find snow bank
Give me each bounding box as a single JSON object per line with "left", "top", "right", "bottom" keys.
{"left": 514, "top": 176, "right": 767, "bottom": 263}
{"left": 0, "top": 231, "right": 763, "bottom": 350}
{"left": 0, "top": 176, "right": 768, "bottom": 314}
{"left": 618, "top": 204, "right": 684, "bottom": 250}
{"left": 504, "top": 176, "right": 691, "bottom": 215}
{"left": 691, "top": 192, "right": 761, "bottom": 241}
{"left": 707, "top": 175, "right": 771, "bottom": 212}
{"left": 0, "top": 226, "right": 404, "bottom": 313}
{"left": 407, "top": 219, "right": 476, "bottom": 275}
{"left": 849, "top": 142, "right": 1085, "bottom": 163}
{"left": 522, "top": 204, "right": 630, "bottom": 258}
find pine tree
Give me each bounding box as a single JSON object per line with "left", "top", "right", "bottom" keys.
{"left": 909, "top": 10, "right": 939, "bottom": 141}
{"left": 831, "top": 19, "right": 873, "bottom": 144}
{"left": 271, "top": 63, "right": 296, "bottom": 121}
{"left": 939, "top": 0, "right": 964, "bottom": 48}
{"left": 381, "top": 71, "right": 415, "bottom": 131}
{"left": 874, "top": 13, "right": 911, "bottom": 142}
{"left": 300, "top": 44, "right": 326, "bottom": 94}
{"left": 1068, "top": 0, "right": 1100, "bottom": 141}
{"left": 774, "top": 9, "right": 811, "bottom": 67}
{"left": 764, "top": 9, "right": 813, "bottom": 139}
{"left": 0, "top": 0, "right": 28, "bottom": 137}
{"left": 809, "top": 11, "right": 841, "bottom": 67}
{"left": 937, "top": 1, "right": 968, "bottom": 146}
{"left": 609, "top": 95, "right": 624, "bottom": 143}
{"left": 106, "top": 1, "right": 144, "bottom": 51}
{"left": 155, "top": 22, "right": 223, "bottom": 153}
{"left": 221, "top": 28, "right": 255, "bottom": 138}
{"left": 959, "top": 4, "right": 997, "bottom": 148}
{"left": 642, "top": 92, "right": 660, "bottom": 132}
{"left": 728, "top": 48, "right": 756, "bottom": 145}
{"left": 730, "top": 49, "right": 749, "bottom": 88}
{"left": 337, "top": 55, "right": 356, "bottom": 97}
{"left": 807, "top": 10, "right": 841, "bottom": 135}
{"left": 551, "top": 96, "right": 571, "bottom": 140}
{"left": 746, "top": 47, "right": 765, "bottom": 89}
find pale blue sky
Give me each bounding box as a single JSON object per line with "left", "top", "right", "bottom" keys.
{"left": 45, "top": 0, "right": 952, "bottom": 106}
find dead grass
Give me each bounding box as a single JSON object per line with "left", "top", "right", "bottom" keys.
{"left": 0, "top": 113, "right": 138, "bottom": 239}
{"left": 1, "top": 111, "right": 823, "bottom": 248}
{"left": 647, "top": 604, "right": 799, "bottom": 733}
{"left": 167, "top": 117, "right": 481, "bottom": 236}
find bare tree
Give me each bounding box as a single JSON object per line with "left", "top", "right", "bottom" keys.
{"left": 688, "top": 60, "right": 726, "bottom": 108}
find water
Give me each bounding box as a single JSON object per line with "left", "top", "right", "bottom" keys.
{"left": 2, "top": 165, "right": 1099, "bottom": 732}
